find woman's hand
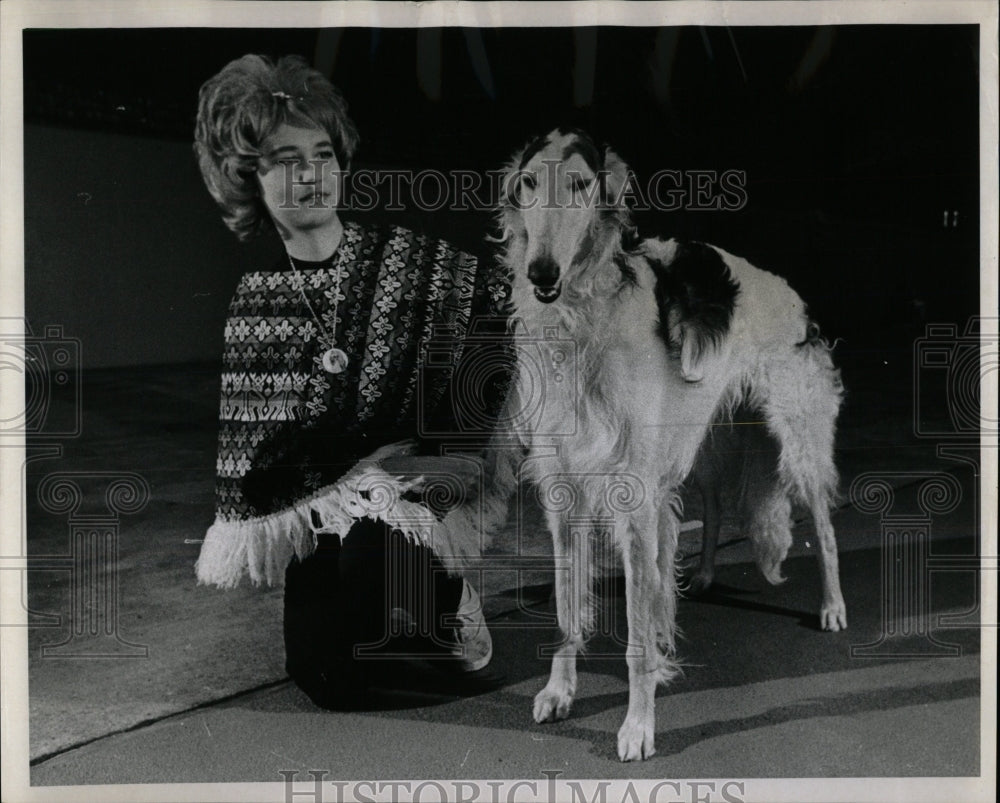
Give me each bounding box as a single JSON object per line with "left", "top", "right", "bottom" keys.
{"left": 356, "top": 440, "right": 484, "bottom": 492}
{"left": 358, "top": 438, "right": 418, "bottom": 465}
{"left": 377, "top": 455, "right": 483, "bottom": 490}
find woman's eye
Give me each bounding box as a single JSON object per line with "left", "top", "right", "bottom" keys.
{"left": 520, "top": 174, "right": 537, "bottom": 191}
{"left": 570, "top": 176, "right": 592, "bottom": 193}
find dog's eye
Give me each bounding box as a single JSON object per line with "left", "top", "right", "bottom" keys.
{"left": 520, "top": 173, "right": 537, "bottom": 191}
{"left": 570, "top": 176, "right": 593, "bottom": 193}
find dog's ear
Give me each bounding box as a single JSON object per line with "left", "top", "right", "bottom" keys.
{"left": 504, "top": 151, "right": 533, "bottom": 206}
{"left": 664, "top": 310, "right": 732, "bottom": 384}
{"left": 650, "top": 239, "right": 740, "bottom": 383}
{"left": 600, "top": 147, "right": 632, "bottom": 211}
{"left": 677, "top": 323, "right": 720, "bottom": 383}
{"left": 497, "top": 149, "right": 524, "bottom": 236}
{"left": 491, "top": 147, "right": 530, "bottom": 244}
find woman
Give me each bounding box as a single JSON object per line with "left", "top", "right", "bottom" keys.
{"left": 192, "top": 54, "right": 511, "bottom": 709}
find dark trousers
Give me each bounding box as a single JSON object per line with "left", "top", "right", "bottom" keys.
{"left": 283, "top": 517, "right": 465, "bottom": 709}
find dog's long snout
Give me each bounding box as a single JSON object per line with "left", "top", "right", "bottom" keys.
{"left": 527, "top": 256, "right": 562, "bottom": 303}
{"left": 528, "top": 256, "right": 560, "bottom": 288}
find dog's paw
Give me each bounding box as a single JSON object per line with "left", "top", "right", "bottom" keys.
{"left": 533, "top": 685, "right": 574, "bottom": 723}
{"left": 820, "top": 599, "right": 847, "bottom": 632}
{"left": 617, "top": 715, "right": 655, "bottom": 761}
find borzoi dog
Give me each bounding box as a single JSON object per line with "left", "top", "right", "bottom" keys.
{"left": 489, "top": 128, "right": 846, "bottom": 761}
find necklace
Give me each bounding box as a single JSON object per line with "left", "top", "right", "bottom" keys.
{"left": 286, "top": 252, "right": 349, "bottom": 374}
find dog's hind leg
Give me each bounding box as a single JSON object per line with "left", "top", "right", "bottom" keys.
{"left": 760, "top": 345, "right": 847, "bottom": 631}
{"left": 533, "top": 510, "right": 591, "bottom": 723}
{"left": 808, "top": 498, "right": 846, "bottom": 631}
{"left": 688, "top": 464, "right": 721, "bottom": 595}
{"left": 617, "top": 503, "right": 675, "bottom": 761}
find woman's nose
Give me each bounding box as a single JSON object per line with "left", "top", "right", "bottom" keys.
{"left": 295, "top": 157, "right": 317, "bottom": 181}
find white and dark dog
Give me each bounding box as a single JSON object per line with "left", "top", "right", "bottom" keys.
{"left": 477, "top": 128, "right": 846, "bottom": 761}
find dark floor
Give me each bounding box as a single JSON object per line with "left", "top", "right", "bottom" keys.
{"left": 12, "top": 319, "right": 989, "bottom": 787}
{"left": 27, "top": 487, "right": 984, "bottom": 782}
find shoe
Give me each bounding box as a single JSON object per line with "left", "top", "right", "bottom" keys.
{"left": 447, "top": 580, "right": 493, "bottom": 672}
{"left": 427, "top": 662, "right": 506, "bottom": 695}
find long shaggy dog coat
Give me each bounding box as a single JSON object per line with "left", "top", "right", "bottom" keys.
{"left": 458, "top": 128, "right": 846, "bottom": 761}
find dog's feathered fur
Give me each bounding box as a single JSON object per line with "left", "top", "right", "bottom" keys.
{"left": 474, "top": 129, "right": 846, "bottom": 761}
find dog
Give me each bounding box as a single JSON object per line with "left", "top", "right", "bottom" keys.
{"left": 477, "top": 128, "right": 847, "bottom": 761}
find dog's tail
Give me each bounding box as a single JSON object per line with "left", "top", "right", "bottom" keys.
{"left": 733, "top": 411, "right": 794, "bottom": 586}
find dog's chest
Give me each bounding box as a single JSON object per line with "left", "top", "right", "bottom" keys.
{"left": 511, "top": 332, "right": 580, "bottom": 437}
{"left": 512, "top": 300, "right": 670, "bottom": 456}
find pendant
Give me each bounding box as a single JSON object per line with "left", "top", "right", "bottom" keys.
{"left": 322, "top": 347, "right": 349, "bottom": 374}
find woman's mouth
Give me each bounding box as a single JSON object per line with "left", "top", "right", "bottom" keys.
{"left": 298, "top": 191, "right": 329, "bottom": 206}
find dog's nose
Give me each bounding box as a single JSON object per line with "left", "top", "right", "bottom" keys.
{"left": 527, "top": 257, "right": 560, "bottom": 288}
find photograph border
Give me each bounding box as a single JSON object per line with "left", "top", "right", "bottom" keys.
{"left": 1, "top": 2, "right": 996, "bottom": 801}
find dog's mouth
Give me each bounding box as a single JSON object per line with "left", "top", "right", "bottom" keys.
{"left": 533, "top": 284, "right": 562, "bottom": 304}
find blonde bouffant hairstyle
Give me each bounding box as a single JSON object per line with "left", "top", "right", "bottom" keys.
{"left": 193, "top": 54, "right": 360, "bottom": 241}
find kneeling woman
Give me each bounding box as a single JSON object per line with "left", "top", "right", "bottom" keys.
{"left": 192, "top": 54, "right": 510, "bottom": 708}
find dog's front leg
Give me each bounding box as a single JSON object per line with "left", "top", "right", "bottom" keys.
{"left": 534, "top": 518, "right": 589, "bottom": 723}
{"left": 617, "top": 521, "right": 661, "bottom": 761}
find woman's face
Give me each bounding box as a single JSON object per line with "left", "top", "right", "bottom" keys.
{"left": 256, "top": 122, "right": 343, "bottom": 236}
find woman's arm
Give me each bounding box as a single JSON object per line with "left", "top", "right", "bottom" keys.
{"left": 357, "top": 439, "right": 483, "bottom": 491}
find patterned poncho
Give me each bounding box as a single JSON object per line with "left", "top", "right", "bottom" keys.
{"left": 196, "top": 221, "right": 513, "bottom": 588}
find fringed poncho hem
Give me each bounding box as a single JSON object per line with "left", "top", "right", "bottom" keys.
{"left": 199, "top": 222, "right": 513, "bottom": 589}
{"left": 196, "top": 465, "right": 487, "bottom": 589}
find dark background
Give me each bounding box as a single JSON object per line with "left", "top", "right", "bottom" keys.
{"left": 23, "top": 25, "right": 981, "bottom": 368}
